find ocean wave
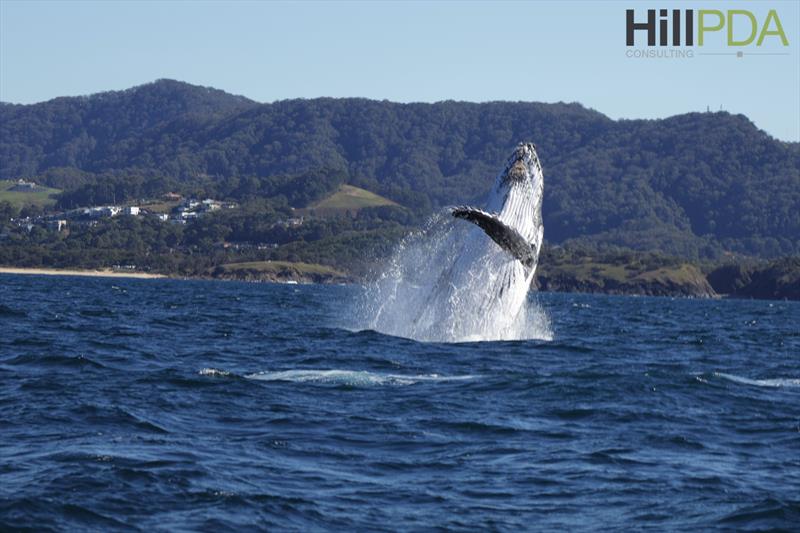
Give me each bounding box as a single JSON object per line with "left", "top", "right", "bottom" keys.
{"left": 244, "top": 369, "right": 478, "bottom": 386}
{"left": 714, "top": 372, "right": 800, "bottom": 388}
{"left": 198, "top": 367, "right": 233, "bottom": 377}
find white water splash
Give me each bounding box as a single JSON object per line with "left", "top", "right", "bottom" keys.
{"left": 349, "top": 213, "right": 552, "bottom": 343}
{"left": 714, "top": 372, "right": 800, "bottom": 388}
{"left": 245, "top": 369, "right": 478, "bottom": 387}
{"left": 198, "top": 368, "right": 232, "bottom": 377}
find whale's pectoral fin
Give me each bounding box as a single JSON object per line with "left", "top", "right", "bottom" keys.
{"left": 451, "top": 206, "right": 536, "bottom": 268}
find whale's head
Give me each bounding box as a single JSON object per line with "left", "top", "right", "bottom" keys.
{"left": 483, "top": 141, "right": 544, "bottom": 242}
{"left": 453, "top": 140, "right": 545, "bottom": 267}
{"left": 500, "top": 142, "right": 542, "bottom": 187}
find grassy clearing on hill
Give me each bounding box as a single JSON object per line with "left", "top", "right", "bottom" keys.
{"left": 0, "top": 180, "right": 61, "bottom": 210}
{"left": 535, "top": 252, "right": 715, "bottom": 296}
{"left": 301, "top": 185, "right": 399, "bottom": 215}
{"left": 216, "top": 261, "right": 349, "bottom": 283}
{"left": 544, "top": 259, "right": 705, "bottom": 284}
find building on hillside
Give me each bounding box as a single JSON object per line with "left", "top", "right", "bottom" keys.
{"left": 287, "top": 217, "right": 304, "bottom": 227}
{"left": 124, "top": 206, "right": 140, "bottom": 216}
{"left": 201, "top": 199, "right": 221, "bottom": 212}
{"left": 9, "top": 179, "right": 41, "bottom": 192}
{"left": 47, "top": 219, "right": 68, "bottom": 232}
{"left": 84, "top": 206, "right": 121, "bottom": 218}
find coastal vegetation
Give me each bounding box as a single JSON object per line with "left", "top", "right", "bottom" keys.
{"left": 1, "top": 80, "right": 798, "bottom": 298}
{"left": 215, "top": 260, "right": 348, "bottom": 284}
{"left": 707, "top": 258, "right": 800, "bottom": 300}
{"left": 536, "top": 247, "right": 715, "bottom": 297}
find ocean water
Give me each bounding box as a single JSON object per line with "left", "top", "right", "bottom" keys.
{"left": 1, "top": 274, "right": 798, "bottom": 531}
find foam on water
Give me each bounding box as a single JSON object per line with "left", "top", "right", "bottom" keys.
{"left": 245, "top": 369, "right": 478, "bottom": 386}
{"left": 714, "top": 372, "right": 800, "bottom": 388}
{"left": 198, "top": 368, "right": 232, "bottom": 377}
{"left": 349, "top": 213, "right": 552, "bottom": 343}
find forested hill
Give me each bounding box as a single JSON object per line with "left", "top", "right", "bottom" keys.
{"left": 2, "top": 79, "right": 798, "bottom": 258}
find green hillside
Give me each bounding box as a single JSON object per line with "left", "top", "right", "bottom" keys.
{"left": 1, "top": 79, "right": 798, "bottom": 259}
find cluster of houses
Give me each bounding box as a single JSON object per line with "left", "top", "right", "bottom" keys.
{"left": 4, "top": 187, "right": 307, "bottom": 249}
{"left": 173, "top": 198, "right": 236, "bottom": 222}
{"left": 81, "top": 205, "right": 140, "bottom": 219}
{"left": 7, "top": 194, "right": 238, "bottom": 234}
{"left": 8, "top": 179, "right": 46, "bottom": 192}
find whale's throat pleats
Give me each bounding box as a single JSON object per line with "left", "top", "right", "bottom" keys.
{"left": 493, "top": 174, "right": 542, "bottom": 245}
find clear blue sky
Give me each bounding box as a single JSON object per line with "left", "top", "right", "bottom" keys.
{"left": 1, "top": 0, "right": 798, "bottom": 141}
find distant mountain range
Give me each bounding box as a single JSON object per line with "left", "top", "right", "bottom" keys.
{"left": 2, "top": 79, "right": 798, "bottom": 258}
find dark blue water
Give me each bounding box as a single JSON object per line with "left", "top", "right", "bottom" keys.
{"left": 1, "top": 274, "right": 798, "bottom": 531}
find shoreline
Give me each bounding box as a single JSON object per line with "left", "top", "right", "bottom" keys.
{"left": 1, "top": 266, "right": 796, "bottom": 301}
{"left": 0, "top": 266, "right": 166, "bottom": 279}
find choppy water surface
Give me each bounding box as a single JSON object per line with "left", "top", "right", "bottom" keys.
{"left": 1, "top": 274, "right": 798, "bottom": 530}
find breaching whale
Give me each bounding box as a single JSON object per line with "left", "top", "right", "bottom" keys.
{"left": 406, "top": 142, "right": 545, "bottom": 341}
{"left": 355, "top": 142, "right": 546, "bottom": 342}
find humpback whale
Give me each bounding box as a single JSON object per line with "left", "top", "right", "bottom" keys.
{"left": 408, "top": 142, "right": 545, "bottom": 340}
{"left": 355, "top": 141, "right": 547, "bottom": 342}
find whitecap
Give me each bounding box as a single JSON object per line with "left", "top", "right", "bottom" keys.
{"left": 714, "top": 372, "right": 800, "bottom": 388}
{"left": 244, "top": 369, "right": 478, "bottom": 387}
{"left": 198, "top": 368, "right": 232, "bottom": 377}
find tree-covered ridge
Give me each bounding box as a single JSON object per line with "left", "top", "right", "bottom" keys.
{"left": 0, "top": 80, "right": 256, "bottom": 182}
{"left": 1, "top": 79, "right": 798, "bottom": 258}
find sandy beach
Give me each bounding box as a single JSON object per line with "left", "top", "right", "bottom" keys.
{"left": 0, "top": 267, "right": 166, "bottom": 279}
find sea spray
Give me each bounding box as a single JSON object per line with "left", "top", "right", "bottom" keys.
{"left": 350, "top": 212, "right": 552, "bottom": 343}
